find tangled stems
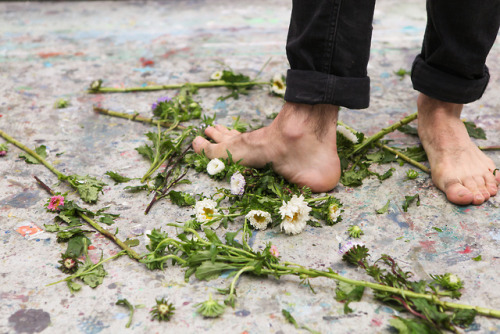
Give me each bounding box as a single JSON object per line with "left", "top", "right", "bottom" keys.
{"left": 34, "top": 176, "right": 141, "bottom": 261}
{"left": 88, "top": 80, "right": 270, "bottom": 94}
{"left": 375, "top": 142, "right": 430, "bottom": 174}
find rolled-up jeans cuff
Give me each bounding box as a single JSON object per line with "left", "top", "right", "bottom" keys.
{"left": 284, "top": 69, "right": 370, "bottom": 109}
{"left": 411, "top": 55, "right": 490, "bottom": 104}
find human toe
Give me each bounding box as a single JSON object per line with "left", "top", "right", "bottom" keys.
{"left": 444, "top": 182, "right": 475, "bottom": 205}
{"left": 204, "top": 126, "right": 230, "bottom": 143}
{"left": 192, "top": 136, "right": 210, "bottom": 154}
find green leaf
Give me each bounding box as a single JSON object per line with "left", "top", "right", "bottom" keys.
{"left": 389, "top": 316, "right": 440, "bottom": 334}
{"left": 105, "top": 171, "right": 132, "bottom": 184}
{"left": 402, "top": 194, "right": 420, "bottom": 212}
{"left": 67, "top": 280, "right": 82, "bottom": 293}
{"left": 168, "top": 190, "right": 196, "bottom": 207}
{"left": 397, "top": 124, "right": 418, "bottom": 136}
{"left": 19, "top": 145, "right": 47, "bottom": 164}
{"left": 44, "top": 224, "right": 62, "bottom": 232}
{"left": 376, "top": 200, "right": 391, "bottom": 214}
{"left": 78, "top": 256, "right": 107, "bottom": 288}
{"left": 194, "top": 261, "right": 235, "bottom": 281}
{"left": 203, "top": 229, "right": 222, "bottom": 244}
{"left": 334, "top": 281, "right": 365, "bottom": 314}
{"left": 99, "top": 215, "right": 116, "bottom": 226}
{"left": 464, "top": 121, "right": 486, "bottom": 140}
{"left": 124, "top": 185, "right": 149, "bottom": 193}
{"left": 65, "top": 235, "right": 91, "bottom": 258}
{"left": 135, "top": 144, "right": 154, "bottom": 162}
{"left": 282, "top": 309, "right": 299, "bottom": 328}
{"left": 472, "top": 255, "right": 482, "bottom": 261}
{"left": 69, "top": 175, "right": 107, "bottom": 203}
{"left": 432, "top": 227, "right": 443, "bottom": 232}
{"left": 116, "top": 298, "right": 135, "bottom": 328}
{"left": 124, "top": 239, "right": 140, "bottom": 247}
{"left": 451, "top": 309, "right": 477, "bottom": 328}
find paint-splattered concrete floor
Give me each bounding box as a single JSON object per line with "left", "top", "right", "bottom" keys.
{"left": 1, "top": 1, "right": 499, "bottom": 333}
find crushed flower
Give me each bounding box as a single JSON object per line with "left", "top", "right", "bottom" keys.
{"left": 207, "top": 158, "right": 225, "bottom": 175}
{"left": 151, "top": 96, "right": 172, "bottom": 111}
{"left": 328, "top": 202, "right": 342, "bottom": 223}
{"left": 150, "top": 298, "right": 176, "bottom": 321}
{"left": 246, "top": 210, "right": 272, "bottom": 230}
{"left": 279, "top": 195, "right": 311, "bottom": 235}
{"left": 0, "top": 151, "right": 6, "bottom": 156}
{"left": 230, "top": 172, "right": 246, "bottom": 195}
{"left": 47, "top": 195, "right": 65, "bottom": 211}
{"left": 348, "top": 225, "right": 363, "bottom": 238}
{"left": 271, "top": 74, "right": 286, "bottom": 96}
{"left": 337, "top": 125, "right": 358, "bottom": 144}
{"left": 269, "top": 245, "right": 279, "bottom": 258}
{"left": 338, "top": 240, "right": 364, "bottom": 256}
{"left": 195, "top": 293, "right": 226, "bottom": 318}
{"left": 210, "top": 71, "right": 223, "bottom": 81}
{"left": 195, "top": 198, "right": 220, "bottom": 228}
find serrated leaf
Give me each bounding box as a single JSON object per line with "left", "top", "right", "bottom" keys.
{"left": 67, "top": 280, "right": 82, "bottom": 293}
{"left": 389, "top": 316, "right": 440, "bottom": 334}
{"left": 69, "top": 175, "right": 107, "bottom": 203}
{"left": 65, "top": 235, "right": 91, "bottom": 258}
{"left": 168, "top": 190, "right": 196, "bottom": 207}
{"left": 105, "top": 171, "right": 132, "bottom": 184}
{"left": 124, "top": 239, "right": 140, "bottom": 247}
{"left": 194, "top": 261, "right": 235, "bottom": 281}
{"left": 334, "top": 281, "right": 365, "bottom": 314}
{"left": 402, "top": 194, "right": 420, "bottom": 212}
{"left": 464, "top": 121, "right": 486, "bottom": 140}
{"left": 451, "top": 309, "right": 477, "bottom": 328}
{"left": 376, "top": 200, "right": 391, "bottom": 214}
{"left": 19, "top": 145, "right": 47, "bottom": 164}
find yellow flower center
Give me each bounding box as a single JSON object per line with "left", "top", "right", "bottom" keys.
{"left": 274, "top": 81, "right": 284, "bottom": 90}
{"left": 202, "top": 208, "right": 214, "bottom": 220}
{"left": 253, "top": 214, "right": 267, "bottom": 224}
{"left": 158, "top": 304, "right": 169, "bottom": 315}
{"left": 287, "top": 212, "right": 300, "bottom": 223}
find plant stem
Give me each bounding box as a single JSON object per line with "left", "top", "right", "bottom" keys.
{"left": 141, "top": 254, "right": 187, "bottom": 266}
{"left": 265, "top": 264, "right": 500, "bottom": 318}
{"left": 88, "top": 80, "right": 270, "bottom": 94}
{"left": 34, "top": 176, "right": 142, "bottom": 261}
{"left": 94, "top": 106, "right": 186, "bottom": 129}
{"left": 0, "top": 130, "right": 66, "bottom": 180}
{"left": 375, "top": 142, "right": 430, "bottom": 174}
{"left": 478, "top": 146, "right": 500, "bottom": 151}
{"left": 228, "top": 266, "right": 255, "bottom": 299}
{"left": 350, "top": 112, "right": 418, "bottom": 156}
{"left": 47, "top": 251, "right": 126, "bottom": 286}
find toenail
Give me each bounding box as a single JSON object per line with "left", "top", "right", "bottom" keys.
{"left": 457, "top": 190, "right": 469, "bottom": 197}
{"left": 475, "top": 194, "right": 484, "bottom": 201}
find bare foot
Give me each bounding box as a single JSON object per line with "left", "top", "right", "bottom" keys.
{"left": 417, "top": 94, "right": 500, "bottom": 205}
{"left": 192, "top": 102, "right": 341, "bottom": 192}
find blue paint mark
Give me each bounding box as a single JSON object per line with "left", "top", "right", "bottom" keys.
{"left": 77, "top": 316, "right": 109, "bottom": 334}
{"left": 489, "top": 230, "right": 500, "bottom": 241}
{"left": 113, "top": 312, "right": 128, "bottom": 320}
{"left": 234, "top": 309, "right": 251, "bottom": 317}
{"left": 132, "top": 67, "right": 153, "bottom": 73}
{"left": 220, "top": 269, "right": 236, "bottom": 278}
{"left": 248, "top": 230, "right": 257, "bottom": 247}
{"left": 43, "top": 62, "right": 52, "bottom": 67}
{"left": 402, "top": 26, "right": 421, "bottom": 33}
{"left": 380, "top": 72, "right": 390, "bottom": 78}
{"left": 213, "top": 100, "right": 227, "bottom": 110}
{"left": 387, "top": 210, "right": 409, "bottom": 229}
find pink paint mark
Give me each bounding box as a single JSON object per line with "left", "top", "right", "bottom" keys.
{"left": 419, "top": 240, "right": 437, "bottom": 253}
{"left": 38, "top": 51, "right": 64, "bottom": 58}
{"left": 458, "top": 246, "right": 472, "bottom": 254}
{"left": 0, "top": 293, "right": 29, "bottom": 303}
{"left": 140, "top": 57, "right": 155, "bottom": 67}
{"left": 371, "top": 318, "right": 383, "bottom": 327}
{"left": 163, "top": 47, "right": 190, "bottom": 58}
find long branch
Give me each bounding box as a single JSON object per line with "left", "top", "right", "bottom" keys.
{"left": 0, "top": 130, "right": 66, "bottom": 180}
{"left": 375, "top": 142, "right": 430, "bottom": 174}
{"left": 94, "top": 107, "right": 186, "bottom": 130}
{"left": 34, "top": 176, "right": 141, "bottom": 261}
{"left": 88, "top": 80, "right": 270, "bottom": 94}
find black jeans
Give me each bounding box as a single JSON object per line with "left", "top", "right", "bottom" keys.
{"left": 284, "top": 0, "right": 500, "bottom": 109}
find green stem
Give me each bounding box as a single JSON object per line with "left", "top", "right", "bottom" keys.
{"left": 350, "top": 112, "right": 418, "bottom": 156}
{"left": 376, "top": 142, "right": 430, "bottom": 174}
{"left": 141, "top": 254, "right": 187, "bottom": 265}
{"left": 89, "top": 80, "right": 270, "bottom": 94}
{"left": 265, "top": 264, "right": 500, "bottom": 318}
{"left": 228, "top": 266, "right": 255, "bottom": 299}
{"left": 94, "top": 107, "right": 186, "bottom": 129}
{"left": 478, "top": 145, "right": 500, "bottom": 151}
{"left": 47, "top": 251, "right": 126, "bottom": 286}
{"left": 0, "top": 129, "right": 66, "bottom": 180}
{"left": 79, "top": 213, "right": 141, "bottom": 261}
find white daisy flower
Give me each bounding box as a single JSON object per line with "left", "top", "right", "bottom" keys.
{"left": 328, "top": 202, "right": 342, "bottom": 223}
{"left": 195, "top": 198, "right": 219, "bottom": 224}
{"left": 279, "top": 195, "right": 311, "bottom": 235}
{"left": 207, "top": 158, "right": 225, "bottom": 175}
{"left": 246, "top": 210, "right": 272, "bottom": 230}
{"left": 337, "top": 125, "right": 358, "bottom": 143}
{"left": 271, "top": 74, "right": 286, "bottom": 96}
{"left": 230, "top": 172, "right": 246, "bottom": 195}
{"left": 210, "top": 71, "right": 223, "bottom": 81}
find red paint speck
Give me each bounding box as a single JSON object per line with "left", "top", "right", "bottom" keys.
{"left": 38, "top": 52, "right": 64, "bottom": 58}
{"left": 88, "top": 245, "right": 96, "bottom": 250}
{"left": 458, "top": 246, "right": 472, "bottom": 254}
{"left": 371, "top": 318, "right": 383, "bottom": 327}
{"left": 140, "top": 57, "right": 155, "bottom": 67}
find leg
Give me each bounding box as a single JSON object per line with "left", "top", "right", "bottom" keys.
{"left": 193, "top": 0, "right": 376, "bottom": 192}
{"left": 412, "top": 0, "right": 500, "bottom": 205}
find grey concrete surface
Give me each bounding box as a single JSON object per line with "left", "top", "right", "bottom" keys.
{"left": 0, "top": 1, "right": 499, "bottom": 333}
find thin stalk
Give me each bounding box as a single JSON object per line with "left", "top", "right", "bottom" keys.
{"left": 34, "top": 176, "right": 141, "bottom": 261}
{"left": 94, "top": 107, "right": 186, "bottom": 129}
{"left": 0, "top": 130, "right": 66, "bottom": 180}
{"left": 350, "top": 112, "right": 418, "bottom": 156}
{"left": 375, "top": 142, "right": 430, "bottom": 174}
{"left": 264, "top": 264, "right": 500, "bottom": 318}
{"left": 228, "top": 266, "right": 255, "bottom": 298}
{"left": 47, "top": 250, "right": 127, "bottom": 286}
{"left": 89, "top": 80, "right": 270, "bottom": 94}
{"left": 478, "top": 146, "right": 500, "bottom": 151}
{"left": 140, "top": 254, "right": 187, "bottom": 265}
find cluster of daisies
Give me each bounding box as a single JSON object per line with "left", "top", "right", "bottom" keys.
{"left": 195, "top": 157, "right": 342, "bottom": 235}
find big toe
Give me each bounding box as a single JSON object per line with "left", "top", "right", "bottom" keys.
{"left": 444, "top": 182, "right": 475, "bottom": 206}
